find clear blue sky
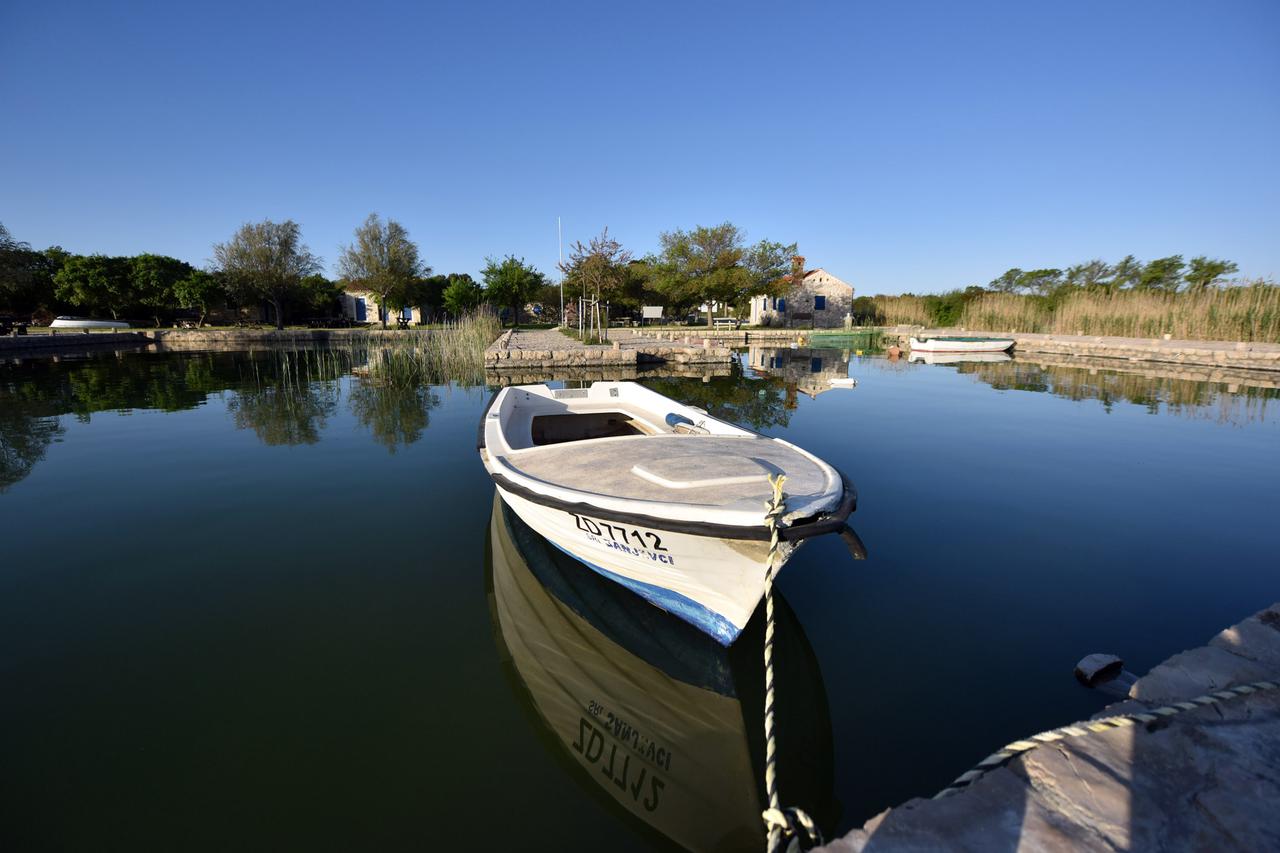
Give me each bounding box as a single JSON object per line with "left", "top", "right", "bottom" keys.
{"left": 3, "top": 0, "right": 1277, "bottom": 294}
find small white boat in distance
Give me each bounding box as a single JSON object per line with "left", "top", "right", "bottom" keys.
{"left": 828, "top": 377, "right": 857, "bottom": 388}
{"left": 909, "top": 335, "right": 1013, "bottom": 353}
{"left": 49, "top": 316, "right": 131, "bottom": 330}
{"left": 478, "top": 381, "right": 856, "bottom": 645}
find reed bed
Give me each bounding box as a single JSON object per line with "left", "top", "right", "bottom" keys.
{"left": 876, "top": 282, "right": 1279, "bottom": 342}
{"left": 1044, "top": 284, "right": 1280, "bottom": 341}
{"left": 957, "top": 293, "right": 1050, "bottom": 333}
{"left": 872, "top": 295, "right": 932, "bottom": 326}
{"left": 357, "top": 310, "right": 502, "bottom": 386}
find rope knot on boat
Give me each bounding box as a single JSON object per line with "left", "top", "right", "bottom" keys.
{"left": 761, "top": 473, "right": 822, "bottom": 853}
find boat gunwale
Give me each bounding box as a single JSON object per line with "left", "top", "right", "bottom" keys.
{"left": 490, "top": 469, "right": 856, "bottom": 543}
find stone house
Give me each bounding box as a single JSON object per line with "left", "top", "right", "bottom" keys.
{"left": 340, "top": 285, "right": 428, "bottom": 326}
{"left": 749, "top": 268, "right": 854, "bottom": 328}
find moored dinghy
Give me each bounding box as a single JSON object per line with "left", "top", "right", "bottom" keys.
{"left": 478, "top": 381, "right": 856, "bottom": 645}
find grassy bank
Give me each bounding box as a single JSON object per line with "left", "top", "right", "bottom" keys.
{"left": 872, "top": 282, "right": 1280, "bottom": 342}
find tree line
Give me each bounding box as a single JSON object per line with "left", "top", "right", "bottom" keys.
{"left": 1, "top": 218, "right": 798, "bottom": 330}
{"left": 853, "top": 253, "right": 1251, "bottom": 328}
{"left": 986, "top": 255, "right": 1239, "bottom": 297}
{"left": 0, "top": 218, "right": 522, "bottom": 330}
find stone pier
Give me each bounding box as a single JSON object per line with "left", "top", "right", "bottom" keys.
{"left": 820, "top": 602, "right": 1280, "bottom": 852}
{"left": 484, "top": 328, "right": 734, "bottom": 370}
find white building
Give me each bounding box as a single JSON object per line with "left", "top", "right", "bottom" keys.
{"left": 749, "top": 268, "right": 854, "bottom": 328}
{"left": 340, "top": 285, "right": 428, "bottom": 326}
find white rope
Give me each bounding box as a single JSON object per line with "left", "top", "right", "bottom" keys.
{"left": 761, "top": 473, "right": 821, "bottom": 852}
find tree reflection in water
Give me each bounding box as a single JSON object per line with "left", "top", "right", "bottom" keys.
{"left": 641, "top": 367, "right": 793, "bottom": 431}
{"left": 225, "top": 350, "right": 348, "bottom": 446}
{"left": 349, "top": 376, "right": 440, "bottom": 453}
{"left": 0, "top": 346, "right": 450, "bottom": 489}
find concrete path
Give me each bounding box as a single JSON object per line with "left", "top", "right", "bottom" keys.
{"left": 819, "top": 603, "right": 1280, "bottom": 852}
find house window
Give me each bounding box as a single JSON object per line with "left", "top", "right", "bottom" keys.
{"left": 777, "top": 298, "right": 786, "bottom": 312}
{"left": 402, "top": 306, "right": 413, "bottom": 321}
{"left": 811, "top": 358, "right": 822, "bottom": 373}
{"left": 814, "top": 295, "right": 826, "bottom": 310}
{"left": 771, "top": 356, "right": 784, "bottom": 369}
{"left": 355, "top": 297, "right": 367, "bottom": 322}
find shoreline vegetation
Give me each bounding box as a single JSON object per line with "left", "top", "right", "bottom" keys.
{"left": 871, "top": 285, "right": 1280, "bottom": 343}
{"left": 864, "top": 256, "right": 1277, "bottom": 343}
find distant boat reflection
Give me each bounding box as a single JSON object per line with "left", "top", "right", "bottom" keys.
{"left": 486, "top": 493, "right": 837, "bottom": 851}
{"left": 907, "top": 351, "right": 1013, "bottom": 365}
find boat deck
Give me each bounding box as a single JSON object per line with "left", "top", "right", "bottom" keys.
{"left": 507, "top": 434, "right": 839, "bottom": 515}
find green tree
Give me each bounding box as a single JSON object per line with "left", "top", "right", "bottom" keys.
{"left": 1110, "top": 255, "right": 1143, "bottom": 290}
{"left": 297, "top": 273, "right": 344, "bottom": 316}
{"left": 416, "top": 274, "right": 454, "bottom": 315}
{"left": 1016, "top": 268, "right": 1064, "bottom": 296}
{"left": 989, "top": 268, "right": 1025, "bottom": 293}
{"left": 0, "top": 226, "right": 66, "bottom": 314}
{"left": 337, "top": 213, "right": 427, "bottom": 329}
{"left": 849, "top": 296, "right": 883, "bottom": 325}
{"left": 173, "top": 270, "right": 225, "bottom": 327}
{"left": 131, "top": 254, "right": 194, "bottom": 327}
{"left": 1064, "top": 260, "right": 1113, "bottom": 291}
{"left": 53, "top": 254, "right": 134, "bottom": 319}
{"left": 1184, "top": 256, "right": 1238, "bottom": 291}
{"left": 1136, "top": 256, "right": 1185, "bottom": 292}
{"left": 651, "top": 224, "right": 795, "bottom": 327}
{"left": 559, "top": 228, "right": 633, "bottom": 316}
{"left": 442, "top": 273, "right": 483, "bottom": 316}
{"left": 743, "top": 239, "right": 799, "bottom": 302}
{"left": 482, "top": 255, "right": 547, "bottom": 326}
{"left": 213, "top": 219, "right": 321, "bottom": 330}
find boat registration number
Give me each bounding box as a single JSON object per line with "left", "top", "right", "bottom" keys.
{"left": 573, "top": 514, "right": 675, "bottom": 564}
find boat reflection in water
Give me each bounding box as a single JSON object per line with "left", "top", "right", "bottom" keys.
{"left": 908, "top": 350, "right": 1013, "bottom": 366}
{"left": 486, "top": 493, "right": 837, "bottom": 852}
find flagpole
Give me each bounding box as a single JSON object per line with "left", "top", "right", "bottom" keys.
{"left": 557, "top": 216, "right": 564, "bottom": 326}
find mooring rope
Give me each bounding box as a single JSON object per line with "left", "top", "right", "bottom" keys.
{"left": 761, "top": 474, "right": 822, "bottom": 853}
{"left": 934, "top": 678, "right": 1279, "bottom": 799}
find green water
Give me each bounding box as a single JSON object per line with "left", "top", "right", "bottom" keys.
{"left": 2, "top": 345, "right": 1278, "bottom": 851}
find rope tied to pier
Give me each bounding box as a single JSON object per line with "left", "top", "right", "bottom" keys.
{"left": 935, "top": 678, "right": 1279, "bottom": 799}
{"left": 761, "top": 473, "right": 822, "bottom": 853}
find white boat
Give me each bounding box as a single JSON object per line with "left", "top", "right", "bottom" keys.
{"left": 49, "top": 316, "right": 131, "bottom": 330}
{"left": 488, "top": 493, "right": 835, "bottom": 850}
{"left": 478, "top": 381, "right": 856, "bottom": 645}
{"left": 908, "top": 335, "right": 1013, "bottom": 353}
{"left": 908, "top": 351, "right": 1013, "bottom": 365}
{"left": 828, "top": 377, "right": 857, "bottom": 388}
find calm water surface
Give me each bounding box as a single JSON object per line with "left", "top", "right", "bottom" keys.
{"left": 2, "top": 345, "right": 1278, "bottom": 851}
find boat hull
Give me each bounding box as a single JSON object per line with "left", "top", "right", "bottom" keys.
{"left": 908, "top": 336, "right": 1014, "bottom": 353}
{"left": 49, "top": 318, "right": 132, "bottom": 329}
{"left": 495, "top": 486, "right": 788, "bottom": 646}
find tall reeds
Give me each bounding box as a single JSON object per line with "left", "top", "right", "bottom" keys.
{"left": 874, "top": 281, "right": 1280, "bottom": 342}
{"left": 872, "top": 295, "right": 932, "bottom": 326}
{"left": 1044, "top": 284, "right": 1280, "bottom": 341}
{"left": 358, "top": 310, "right": 502, "bottom": 386}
